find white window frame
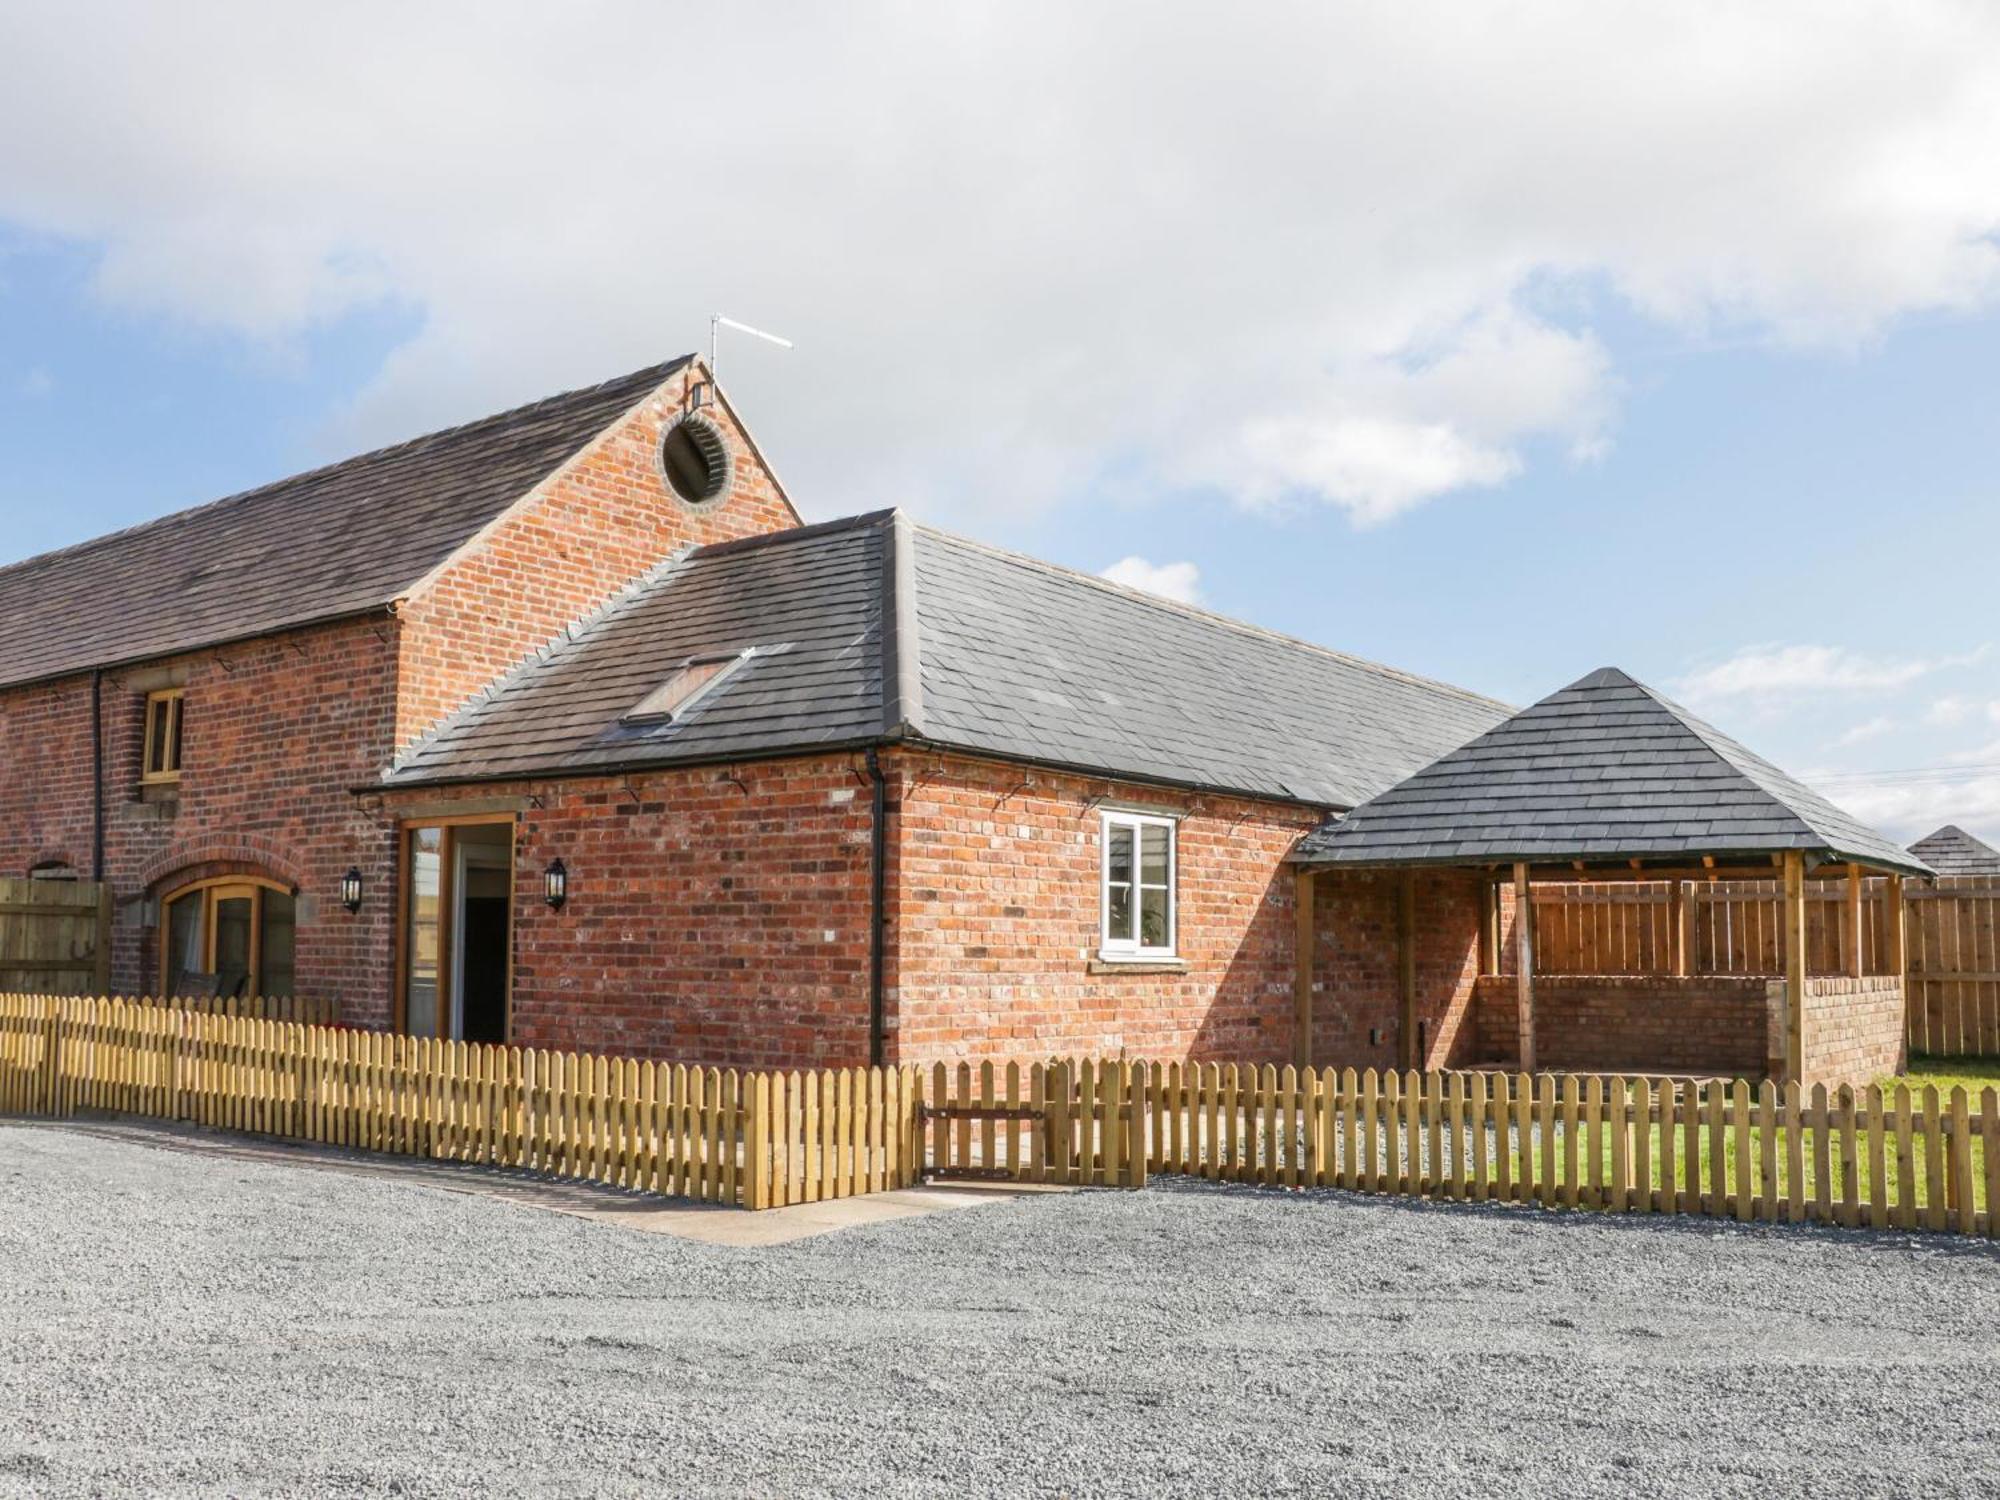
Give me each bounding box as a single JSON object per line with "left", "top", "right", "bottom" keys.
{"left": 1099, "top": 809, "right": 1177, "bottom": 959}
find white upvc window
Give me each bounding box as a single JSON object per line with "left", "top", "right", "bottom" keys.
{"left": 1100, "top": 810, "right": 1176, "bottom": 958}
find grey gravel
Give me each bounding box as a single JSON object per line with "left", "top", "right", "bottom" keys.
{"left": 2, "top": 1123, "right": 1997, "bottom": 1498}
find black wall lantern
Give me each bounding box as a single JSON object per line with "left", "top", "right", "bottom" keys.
{"left": 340, "top": 866, "right": 364, "bottom": 914}
{"left": 544, "top": 857, "right": 568, "bottom": 910}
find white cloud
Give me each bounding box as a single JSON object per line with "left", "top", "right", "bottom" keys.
{"left": 1928, "top": 695, "right": 1974, "bottom": 727}
{"left": 1214, "top": 308, "right": 1612, "bottom": 522}
{"left": 2, "top": 3, "right": 1999, "bottom": 527}
{"left": 1814, "top": 773, "right": 2000, "bottom": 845}
{"left": 1100, "top": 556, "right": 1203, "bottom": 605}
{"left": 1675, "top": 643, "right": 1990, "bottom": 704}
{"left": 1835, "top": 715, "right": 1896, "bottom": 747}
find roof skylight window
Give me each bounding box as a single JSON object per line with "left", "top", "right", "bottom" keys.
{"left": 621, "top": 649, "right": 753, "bottom": 725}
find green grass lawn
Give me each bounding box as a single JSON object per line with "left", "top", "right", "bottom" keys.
{"left": 1505, "top": 1060, "right": 1995, "bottom": 1223}
{"left": 1891, "top": 1055, "right": 2000, "bottom": 1100}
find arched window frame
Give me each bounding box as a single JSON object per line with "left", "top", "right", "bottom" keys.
{"left": 157, "top": 874, "right": 297, "bottom": 998}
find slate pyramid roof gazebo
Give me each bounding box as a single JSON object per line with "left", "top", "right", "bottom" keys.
{"left": 1907, "top": 824, "right": 2000, "bottom": 877}
{"left": 1289, "top": 668, "right": 1930, "bottom": 1079}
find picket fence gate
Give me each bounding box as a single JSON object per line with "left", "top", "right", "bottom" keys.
{"left": 2, "top": 995, "right": 1992, "bottom": 1234}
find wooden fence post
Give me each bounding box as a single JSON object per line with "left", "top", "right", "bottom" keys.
{"left": 1513, "top": 863, "right": 1536, "bottom": 1074}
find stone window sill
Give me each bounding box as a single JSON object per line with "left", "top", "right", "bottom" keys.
{"left": 1088, "top": 956, "right": 1188, "bottom": 975}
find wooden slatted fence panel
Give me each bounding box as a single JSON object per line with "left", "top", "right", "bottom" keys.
{"left": 1516, "top": 880, "right": 1894, "bottom": 978}
{"left": 1907, "top": 879, "right": 2000, "bottom": 1058}
{"left": 0, "top": 879, "right": 111, "bottom": 996}
{"left": 1514, "top": 878, "right": 1999, "bottom": 1059}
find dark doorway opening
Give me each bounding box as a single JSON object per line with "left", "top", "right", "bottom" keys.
{"left": 400, "top": 819, "right": 513, "bottom": 1042}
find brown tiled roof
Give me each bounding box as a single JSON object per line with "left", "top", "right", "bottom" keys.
{"left": 0, "top": 358, "right": 690, "bottom": 688}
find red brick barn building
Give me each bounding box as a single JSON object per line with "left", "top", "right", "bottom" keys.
{"left": 0, "top": 358, "right": 797, "bottom": 1029}
{"left": 0, "top": 356, "right": 1920, "bottom": 1082}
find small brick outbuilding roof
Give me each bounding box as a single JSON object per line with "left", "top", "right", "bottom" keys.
{"left": 385, "top": 509, "right": 1512, "bottom": 808}
{"left": 1907, "top": 824, "right": 2000, "bottom": 876}
{"left": 0, "top": 358, "right": 690, "bottom": 689}
{"left": 1292, "top": 666, "right": 1929, "bottom": 876}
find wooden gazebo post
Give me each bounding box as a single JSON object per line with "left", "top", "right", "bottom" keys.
{"left": 1885, "top": 871, "right": 1908, "bottom": 1060}
{"left": 1398, "top": 871, "right": 1417, "bottom": 1069}
{"left": 1782, "top": 851, "right": 1807, "bottom": 1082}
{"left": 1293, "top": 867, "right": 1316, "bottom": 1070}
{"left": 1513, "top": 861, "right": 1536, "bottom": 1073}
{"left": 1847, "top": 863, "right": 1865, "bottom": 978}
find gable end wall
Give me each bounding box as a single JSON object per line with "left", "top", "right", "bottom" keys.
{"left": 392, "top": 367, "right": 799, "bottom": 750}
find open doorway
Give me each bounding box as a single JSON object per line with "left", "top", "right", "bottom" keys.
{"left": 399, "top": 819, "right": 513, "bottom": 1042}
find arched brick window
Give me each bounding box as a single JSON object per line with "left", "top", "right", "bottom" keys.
{"left": 158, "top": 874, "right": 296, "bottom": 999}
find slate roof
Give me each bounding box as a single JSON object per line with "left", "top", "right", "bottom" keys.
{"left": 0, "top": 358, "right": 689, "bottom": 689}
{"left": 387, "top": 513, "right": 892, "bottom": 784}
{"left": 908, "top": 526, "right": 1508, "bottom": 807}
{"left": 1293, "top": 667, "right": 1930, "bottom": 875}
{"left": 385, "top": 510, "right": 1512, "bottom": 806}
{"left": 1907, "top": 824, "right": 2000, "bottom": 876}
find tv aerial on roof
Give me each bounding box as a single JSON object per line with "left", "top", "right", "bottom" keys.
{"left": 709, "top": 313, "right": 793, "bottom": 379}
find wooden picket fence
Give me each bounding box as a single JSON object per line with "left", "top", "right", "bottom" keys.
{"left": 3, "top": 994, "right": 1992, "bottom": 1234}
{"left": 919, "top": 1058, "right": 1149, "bottom": 1190}
{"left": 1132, "top": 1062, "right": 1996, "bottom": 1236}
{"left": 0, "top": 995, "right": 1143, "bottom": 1210}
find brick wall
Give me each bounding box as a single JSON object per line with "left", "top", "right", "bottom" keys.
{"left": 886, "top": 753, "right": 1485, "bottom": 1070}
{"left": 887, "top": 752, "right": 1320, "bottom": 1064}
{"left": 376, "top": 748, "right": 1491, "bottom": 1073}
{"left": 1781, "top": 975, "right": 1907, "bottom": 1089}
{"left": 1473, "top": 974, "right": 1772, "bottom": 1076}
{"left": 380, "top": 753, "right": 878, "bottom": 1069}
{"left": 393, "top": 366, "right": 798, "bottom": 748}
{"left": 0, "top": 617, "right": 402, "bottom": 1018}
{"left": 1307, "top": 868, "right": 1489, "bottom": 1071}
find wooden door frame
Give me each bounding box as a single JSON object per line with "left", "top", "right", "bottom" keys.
{"left": 391, "top": 814, "right": 517, "bottom": 1042}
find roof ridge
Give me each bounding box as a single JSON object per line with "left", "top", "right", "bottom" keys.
{"left": 908, "top": 519, "right": 1512, "bottom": 714}
{"left": 385, "top": 545, "right": 698, "bottom": 776}
{"left": 0, "top": 355, "right": 693, "bottom": 584}
{"left": 688, "top": 508, "right": 897, "bottom": 562}
{"left": 880, "top": 511, "right": 923, "bottom": 737}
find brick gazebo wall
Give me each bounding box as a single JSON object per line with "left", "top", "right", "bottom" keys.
{"left": 1472, "top": 974, "right": 1772, "bottom": 1077}
{"left": 1773, "top": 975, "right": 1907, "bottom": 1089}
{"left": 1469, "top": 971, "right": 1907, "bottom": 1085}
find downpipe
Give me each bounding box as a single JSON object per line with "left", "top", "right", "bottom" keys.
{"left": 866, "top": 747, "right": 888, "bottom": 1067}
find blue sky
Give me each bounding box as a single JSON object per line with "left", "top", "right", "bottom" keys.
{"left": 4, "top": 2, "right": 1999, "bottom": 843}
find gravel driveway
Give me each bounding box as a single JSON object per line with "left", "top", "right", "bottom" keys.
{"left": 2, "top": 1122, "right": 1996, "bottom": 1498}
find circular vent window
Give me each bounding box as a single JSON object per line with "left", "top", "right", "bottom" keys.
{"left": 658, "top": 411, "right": 733, "bottom": 505}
